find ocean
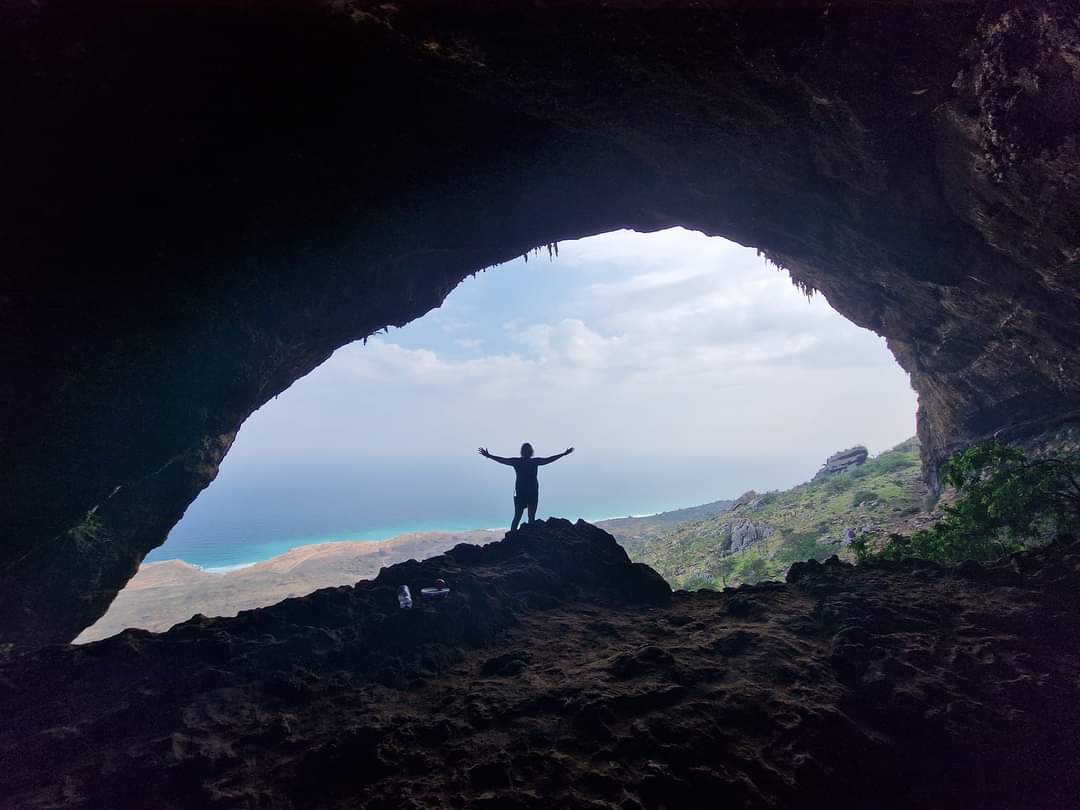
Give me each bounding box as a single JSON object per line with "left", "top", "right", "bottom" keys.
{"left": 144, "top": 455, "right": 792, "bottom": 570}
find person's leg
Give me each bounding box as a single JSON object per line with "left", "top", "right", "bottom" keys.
{"left": 511, "top": 497, "right": 525, "bottom": 531}
{"left": 527, "top": 500, "right": 537, "bottom": 524}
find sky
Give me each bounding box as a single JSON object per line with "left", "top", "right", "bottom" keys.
{"left": 150, "top": 228, "right": 919, "bottom": 567}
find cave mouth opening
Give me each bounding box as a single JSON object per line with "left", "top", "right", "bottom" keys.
{"left": 71, "top": 227, "right": 918, "bottom": 641}
{"left": 9, "top": 0, "right": 1080, "bottom": 655}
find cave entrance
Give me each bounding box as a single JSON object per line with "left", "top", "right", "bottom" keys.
{"left": 77, "top": 228, "right": 916, "bottom": 641}
{"left": 13, "top": 0, "right": 1080, "bottom": 652}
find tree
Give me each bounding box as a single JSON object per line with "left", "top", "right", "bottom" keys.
{"left": 853, "top": 441, "right": 1080, "bottom": 564}
{"left": 716, "top": 554, "right": 731, "bottom": 588}
{"left": 742, "top": 556, "right": 769, "bottom": 585}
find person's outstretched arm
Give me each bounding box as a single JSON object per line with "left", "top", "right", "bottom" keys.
{"left": 479, "top": 447, "right": 515, "bottom": 465}
{"left": 537, "top": 447, "right": 574, "bottom": 465}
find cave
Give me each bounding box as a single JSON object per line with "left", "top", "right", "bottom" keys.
{"left": 5, "top": 0, "right": 1078, "bottom": 648}
{"left": 5, "top": 0, "right": 1080, "bottom": 804}
{"left": 6, "top": 0, "right": 1080, "bottom": 647}
{"left": 131, "top": 228, "right": 917, "bottom": 570}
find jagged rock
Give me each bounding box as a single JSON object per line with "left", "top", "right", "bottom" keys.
{"left": 709, "top": 494, "right": 778, "bottom": 554}
{"left": 730, "top": 490, "right": 759, "bottom": 510}
{"left": 4, "top": 527, "right": 1080, "bottom": 809}
{"left": 814, "top": 446, "right": 870, "bottom": 479}
{"left": 723, "top": 517, "right": 776, "bottom": 554}
{"left": 826, "top": 525, "right": 876, "bottom": 548}
{"left": 840, "top": 527, "right": 856, "bottom": 547}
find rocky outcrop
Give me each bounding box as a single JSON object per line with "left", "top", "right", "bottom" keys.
{"left": 814, "top": 446, "right": 869, "bottom": 479}
{"left": 3, "top": 521, "right": 1079, "bottom": 809}
{"left": 722, "top": 517, "right": 775, "bottom": 554}
{"left": 712, "top": 493, "right": 776, "bottom": 554}
{"left": 837, "top": 525, "right": 873, "bottom": 547}
{"left": 4, "top": 1, "right": 1080, "bottom": 643}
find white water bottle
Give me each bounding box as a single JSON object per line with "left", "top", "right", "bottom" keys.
{"left": 397, "top": 585, "right": 413, "bottom": 609}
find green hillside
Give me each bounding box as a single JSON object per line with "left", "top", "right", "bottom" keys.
{"left": 635, "top": 438, "right": 928, "bottom": 589}
{"left": 596, "top": 499, "right": 734, "bottom": 559}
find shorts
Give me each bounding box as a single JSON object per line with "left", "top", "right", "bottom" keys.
{"left": 514, "top": 490, "right": 538, "bottom": 510}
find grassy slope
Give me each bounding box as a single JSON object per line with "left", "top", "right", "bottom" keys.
{"left": 595, "top": 499, "right": 734, "bottom": 559}
{"left": 636, "top": 438, "right": 927, "bottom": 589}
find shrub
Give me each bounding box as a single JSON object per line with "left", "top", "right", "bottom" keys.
{"left": 775, "top": 531, "right": 828, "bottom": 565}
{"left": 866, "top": 453, "right": 915, "bottom": 475}
{"left": 755, "top": 491, "right": 778, "bottom": 507}
{"left": 849, "top": 450, "right": 916, "bottom": 481}
{"left": 66, "top": 510, "right": 108, "bottom": 552}
{"left": 823, "top": 475, "right": 854, "bottom": 495}
{"left": 850, "top": 489, "right": 879, "bottom": 507}
{"left": 849, "top": 532, "right": 874, "bottom": 563}
{"left": 680, "top": 574, "right": 717, "bottom": 591}
{"left": 736, "top": 555, "right": 770, "bottom": 585}
{"left": 856, "top": 441, "right": 1080, "bottom": 564}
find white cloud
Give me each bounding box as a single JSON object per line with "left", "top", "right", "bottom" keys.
{"left": 512, "top": 319, "right": 625, "bottom": 370}
{"left": 223, "top": 228, "right": 916, "bottom": 495}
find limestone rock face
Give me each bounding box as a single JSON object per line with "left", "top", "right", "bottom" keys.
{"left": 4, "top": 1, "right": 1080, "bottom": 643}
{"left": 814, "top": 446, "right": 870, "bottom": 479}
{"left": 702, "top": 493, "right": 777, "bottom": 554}
{"left": 723, "top": 518, "right": 776, "bottom": 554}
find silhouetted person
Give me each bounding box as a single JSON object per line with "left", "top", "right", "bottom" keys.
{"left": 478, "top": 443, "right": 574, "bottom": 531}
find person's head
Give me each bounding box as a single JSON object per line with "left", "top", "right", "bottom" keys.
{"left": 520, "top": 442, "right": 534, "bottom": 458}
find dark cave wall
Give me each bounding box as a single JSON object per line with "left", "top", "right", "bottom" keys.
{"left": 2, "top": 0, "right": 1079, "bottom": 645}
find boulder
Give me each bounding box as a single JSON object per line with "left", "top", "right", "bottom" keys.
{"left": 814, "top": 446, "right": 869, "bottom": 479}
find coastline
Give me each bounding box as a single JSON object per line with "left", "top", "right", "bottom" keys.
{"left": 148, "top": 522, "right": 511, "bottom": 571}
{"left": 195, "top": 529, "right": 509, "bottom": 574}
{"left": 149, "top": 508, "right": 674, "bottom": 572}
{"left": 77, "top": 500, "right": 734, "bottom": 644}
{"left": 77, "top": 527, "right": 503, "bottom": 643}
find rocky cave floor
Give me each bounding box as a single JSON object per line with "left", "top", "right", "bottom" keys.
{"left": 2, "top": 520, "right": 1080, "bottom": 809}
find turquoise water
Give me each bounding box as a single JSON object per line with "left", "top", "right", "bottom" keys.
{"left": 144, "top": 456, "right": 797, "bottom": 570}
{"left": 183, "top": 519, "right": 507, "bottom": 572}
{"left": 142, "top": 464, "right": 712, "bottom": 569}
{"left": 149, "top": 505, "right": 666, "bottom": 571}
{"left": 144, "top": 228, "right": 915, "bottom": 572}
